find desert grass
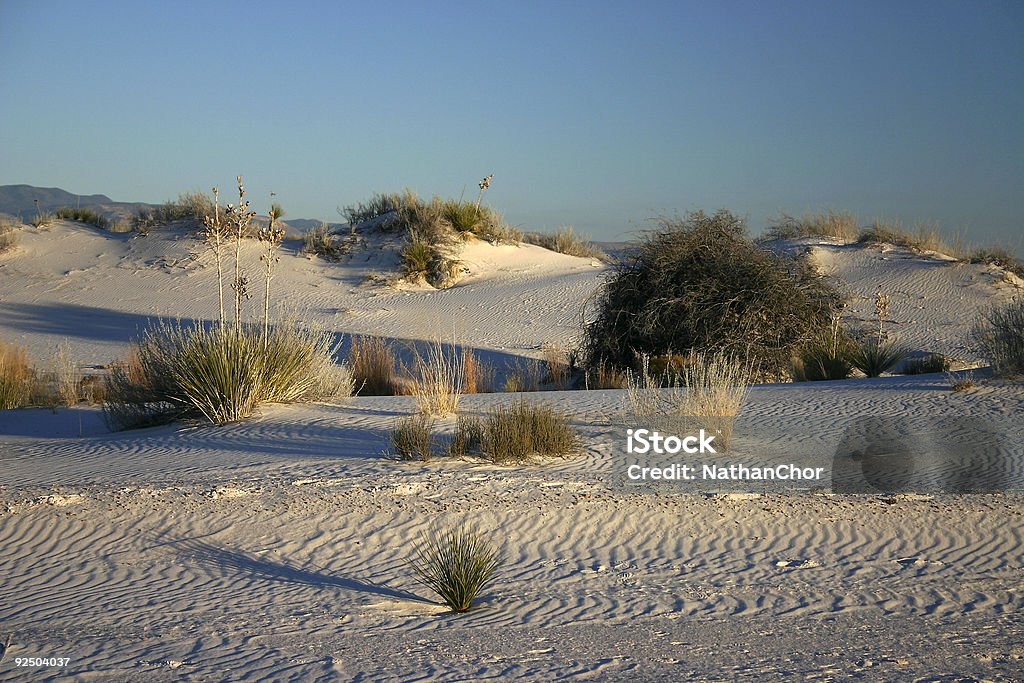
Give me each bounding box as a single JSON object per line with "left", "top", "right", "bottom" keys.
{"left": 400, "top": 231, "right": 434, "bottom": 280}
{"left": 408, "top": 523, "right": 503, "bottom": 613}
{"left": 0, "top": 219, "right": 18, "bottom": 254}
{"left": 460, "top": 350, "right": 494, "bottom": 394}
{"left": 969, "top": 244, "right": 1024, "bottom": 278}
{"left": 477, "top": 399, "right": 581, "bottom": 463}
{"left": 347, "top": 335, "right": 400, "bottom": 395}
{"left": 626, "top": 352, "right": 751, "bottom": 449}
{"left": 302, "top": 221, "right": 344, "bottom": 260}
{"left": 525, "top": 226, "right": 607, "bottom": 260}
{"left": 584, "top": 361, "right": 629, "bottom": 389}
{"left": 55, "top": 207, "right": 110, "bottom": 229}
{"left": 857, "top": 219, "right": 967, "bottom": 258}
{"left": 764, "top": 210, "right": 858, "bottom": 241}
{"left": 0, "top": 339, "right": 34, "bottom": 409}
{"left": 904, "top": 353, "right": 950, "bottom": 375}
{"left": 973, "top": 298, "right": 1024, "bottom": 378}
{"left": 791, "top": 315, "right": 855, "bottom": 381}
{"left": 443, "top": 200, "right": 503, "bottom": 239}
{"left": 51, "top": 340, "right": 80, "bottom": 406}
{"left": 29, "top": 211, "right": 54, "bottom": 228}
{"left": 104, "top": 322, "right": 352, "bottom": 428}
{"left": 341, "top": 189, "right": 419, "bottom": 231}
{"left": 411, "top": 340, "right": 464, "bottom": 415}
{"left": 948, "top": 370, "right": 977, "bottom": 392}
{"left": 502, "top": 358, "right": 545, "bottom": 393}
{"left": 542, "top": 345, "right": 571, "bottom": 390}
{"left": 448, "top": 413, "right": 485, "bottom": 458}
{"left": 391, "top": 414, "right": 435, "bottom": 461}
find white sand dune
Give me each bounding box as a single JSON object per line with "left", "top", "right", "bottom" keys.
{"left": 1, "top": 221, "right": 1023, "bottom": 680}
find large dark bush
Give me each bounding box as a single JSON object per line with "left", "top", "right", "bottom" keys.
{"left": 583, "top": 210, "right": 843, "bottom": 377}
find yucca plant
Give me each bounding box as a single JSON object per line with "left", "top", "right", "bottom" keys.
{"left": 400, "top": 233, "right": 433, "bottom": 279}
{"left": 258, "top": 201, "right": 286, "bottom": 341}
{"left": 409, "top": 523, "right": 503, "bottom": 612}
{"left": 851, "top": 341, "right": 906, "bottom": 378}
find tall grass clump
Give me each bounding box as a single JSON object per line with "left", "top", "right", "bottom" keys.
{"left": 467, "top": 399, "right": 580, "bottom": 464}
{"left": 0, "top": 219, "right": 18, "bottom": 254}
{"left": 625, "top": 351, "right": 751, "bottom": 449}
{"left": 348, "top": 336, "right": 400, "bottom": 395}
{"left": 302, "top": 221, "right": 344, "bottom": 259}
{"left": 411, "top": 340, "right": 464, "bottom": 415}
{"left": 0, "top": 339, "right": 34, "bottom": 409}
{"left": 525, "top": 226, "right": 607, "bottom": 259}
{"left": 134, "top": 191, "right": 216, "bottom": 233}
{"left": 584, "top": 210, "right": 842, "bottom": 379}
{"left": 973, "top": 298, "right": 1024, "bottom": 378}
{"left": 104, "top": 322, "right": 351, "bottom": 428}
{"left": 409, "top": 523, "right": 503, "bottom": 613}
{"left": 341, "top": 189, "right": 419, "bottom": 231}
{"left": 391, "top": 414, "right": 435, "bottom": 461}
{"left": 54, "top": 207, "right": 110, "bottom": 229}
{"left": 857, "top": 219, "right": 963, "bottom": 257}
{"left": 764, "top": 210, "right": 858, "bottom": 241}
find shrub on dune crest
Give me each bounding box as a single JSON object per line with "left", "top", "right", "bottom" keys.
{"left": 973, "top": 298, "right": 1024, "bottom": 378}
{"left": 525, "top": 226, "right": 607, "bottom": 260}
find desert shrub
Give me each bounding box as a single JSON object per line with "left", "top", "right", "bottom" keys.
{"left": 850, "top": 341, "right": 906, "bottom": 378}
{"left": 104, "top": 322, "right": 352, "bottom": 428}
{"left": 411, "top": 340, "right": 464, "bottom": 415}
{"left": 0, "top": 339, "right": 34, "bottom": 409}
{"left": 973, "top": 298, "right": 1024, "bottom": 378}
{"left": 342, "top": 189, "right": 419, "bottom": 231}
{"left": 400, "top": 232, "right": 434, "bottom": 280}
{"left": 302, "top": 221, "right": 344, "bottom": 259}
{"left": 948, "top": 370, "right": 976, "bottom": 392}
{"left": 133, "top": 191, "right": 216, "bottom": 233}
{"left": 448, "top": 413, "right": 485, "bottom": 458}
{"left": 348, "top": 336, "right": 399, "bottom": 395}
{"left": 478, "top": 399, "right": 580, "bottom": 463}
{"left": 584, "top": 210, "right": 842, "bottom": 377}
{"left": 903, "top": 353, "right": 950, "bottom": 375}
{"left": 525, "top": 227, "right": 607, "bottom": 259}
{"left": 391, "top": 414, "right": 435, "bottom": 461}
{"left": 30, "top": 211, "right": 53, "bottom": 228}
{"left": 0, "top": 219, "right": 18, "bottom": 253}
{"left": 409, "top": 523, "right": 503, "bottom": 613}
{"left": 55, "top": 207, "right": 110, "bottom": 229}
{"left": 969, "top": 245, "right": 1024, "bottom": 278}
{"left": 764, "top": 210, "right": 858, "bottom": 241}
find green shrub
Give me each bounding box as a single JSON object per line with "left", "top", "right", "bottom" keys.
{"left": 391, "top": 414, "right": 435, "bottom": 461}
{"left": 104, "top": 322, "right": 352, "bottom": 428}
{"left": 477, "top": 399, "right": 580, "bottom": 464}
{"left": 973, "top": 299, "right": 1024, "bottom": 378}
{"left": 409, "top": 523, "right": 503, "bottom": 613}
{"left": 400, "top": 233, "right": 434, "bottom": 280}
{"left": 55, "top": 207, "right": 110, "bottom": 229}
{"left": 851, "top": 341, "right": 906, "bottom": 378}
{"left": 584, "top": 210, "right": 842, "bottom": 378}
{"left": 903, "top": 353, "right": 950, "bottom": 375}
{"left": 525, "top": 226, "right": 607, "bottom": 259}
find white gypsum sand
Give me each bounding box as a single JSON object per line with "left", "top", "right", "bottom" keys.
{"left": 0, "top": 220, "right": 1022, "bottom": 681}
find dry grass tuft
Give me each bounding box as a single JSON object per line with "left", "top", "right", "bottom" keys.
{"left": 477, "top": 399, "right": 581, "bottom": 464}
{"left": 460, "top": 350, "right": 494, "bottom": 394}
{"left": 411, "top": 340, "right": 465, "bottom": 415}
{"left": 0, "top": 339, "right": 34, "bottom": 409}
{"left": 302, "top": 221, "right": 345, "bottom": 260}
{"left": 502, "top": 358, "right": 545, "bottom": 393}
{"left": 391, "top": 414, "right": 435, "bottom": 461}
{"left": 348, "top": 336, "right": 400, "bottom": 395}
{"left": 525, "top": 226, "right": 607, "bottom": 259}
{"left": 0, "top": 219, "right": 18, "bottom": 254}
{"left": 973, "top": 298, "right": 1024, "bottom": 378}
{"left": 765, "top": 210, "right": 858, "bottom": 241}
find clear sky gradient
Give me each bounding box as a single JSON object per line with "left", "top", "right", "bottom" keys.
{"left": 1, "top": 1, "right": 1021, "bottom": 247}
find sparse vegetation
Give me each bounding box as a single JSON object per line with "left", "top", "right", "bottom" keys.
{"left": 764, "top": 210, "right": 859, "bottom": 241}
{"left": 903, "top": 353, "right": 950, "bottom": 375}
{"left": 408, "top": 523, "right": 503, "bottom": 613}
{"left": 857, "top": 219, "right": 964, "bottom": 258}
{"left": 391, "top": 414, "right": 435, "bottom": 461}
{"left": 502, "top": 358, "right": 545, "bottom": 393}
{"left": 302, "top": 221, "right": 345, "bottom": 260}
{"left": 471, "top": 399, "right": 581, "bottom": 464}
{"left": 133, "top": 191, "right": 216, "bottom": 233}
{"left": 54, "top": 207, "right": 110, "bottom": 229}
{"left": 348, "top": 336, "right": 401, "bottom": 396}
{"left": 104, "top": 322, "right": 352, "bottom": 428}
{"left": 0, "top": 219, "right": 18, "bottom": 253}
{"left": 948, "top": 370, "right": 976, "bottom": 392}
{"left": 461, "top": 350, "right": 494, "bottom": 394}
{"left": 969, "top": 245, "right": 1024, "bottom": 278}
{"left": 973, "top": 298, "right": 1024, "bottom": 378}
{"left": 30, "top": 211, "right": 53, "bottom": 228}
{"left": 584, "top": 210, "right": 842, "bottom": 378}
{"left": 410, "top": 340, "right": 464, "bottom": 415}
{"left": 0, "top": 339, "right": 33, "bottom": 409}
{"left": 525, "top": 226, "right": 607, "bottom": 260}
{"left": 584, "top": 361, "right": 629, "bottom": 389}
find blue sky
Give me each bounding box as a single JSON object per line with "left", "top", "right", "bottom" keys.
{"left": 1, "top": 1, "right": 1021, "bottom": 248}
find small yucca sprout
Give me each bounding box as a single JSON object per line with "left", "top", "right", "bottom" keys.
{"left": 409, "top": 524, "right": 503, "bottom": 612}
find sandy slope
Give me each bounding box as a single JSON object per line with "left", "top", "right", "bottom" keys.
{"left": 1, "top": 222, "right": 1023, "bottom": 680}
